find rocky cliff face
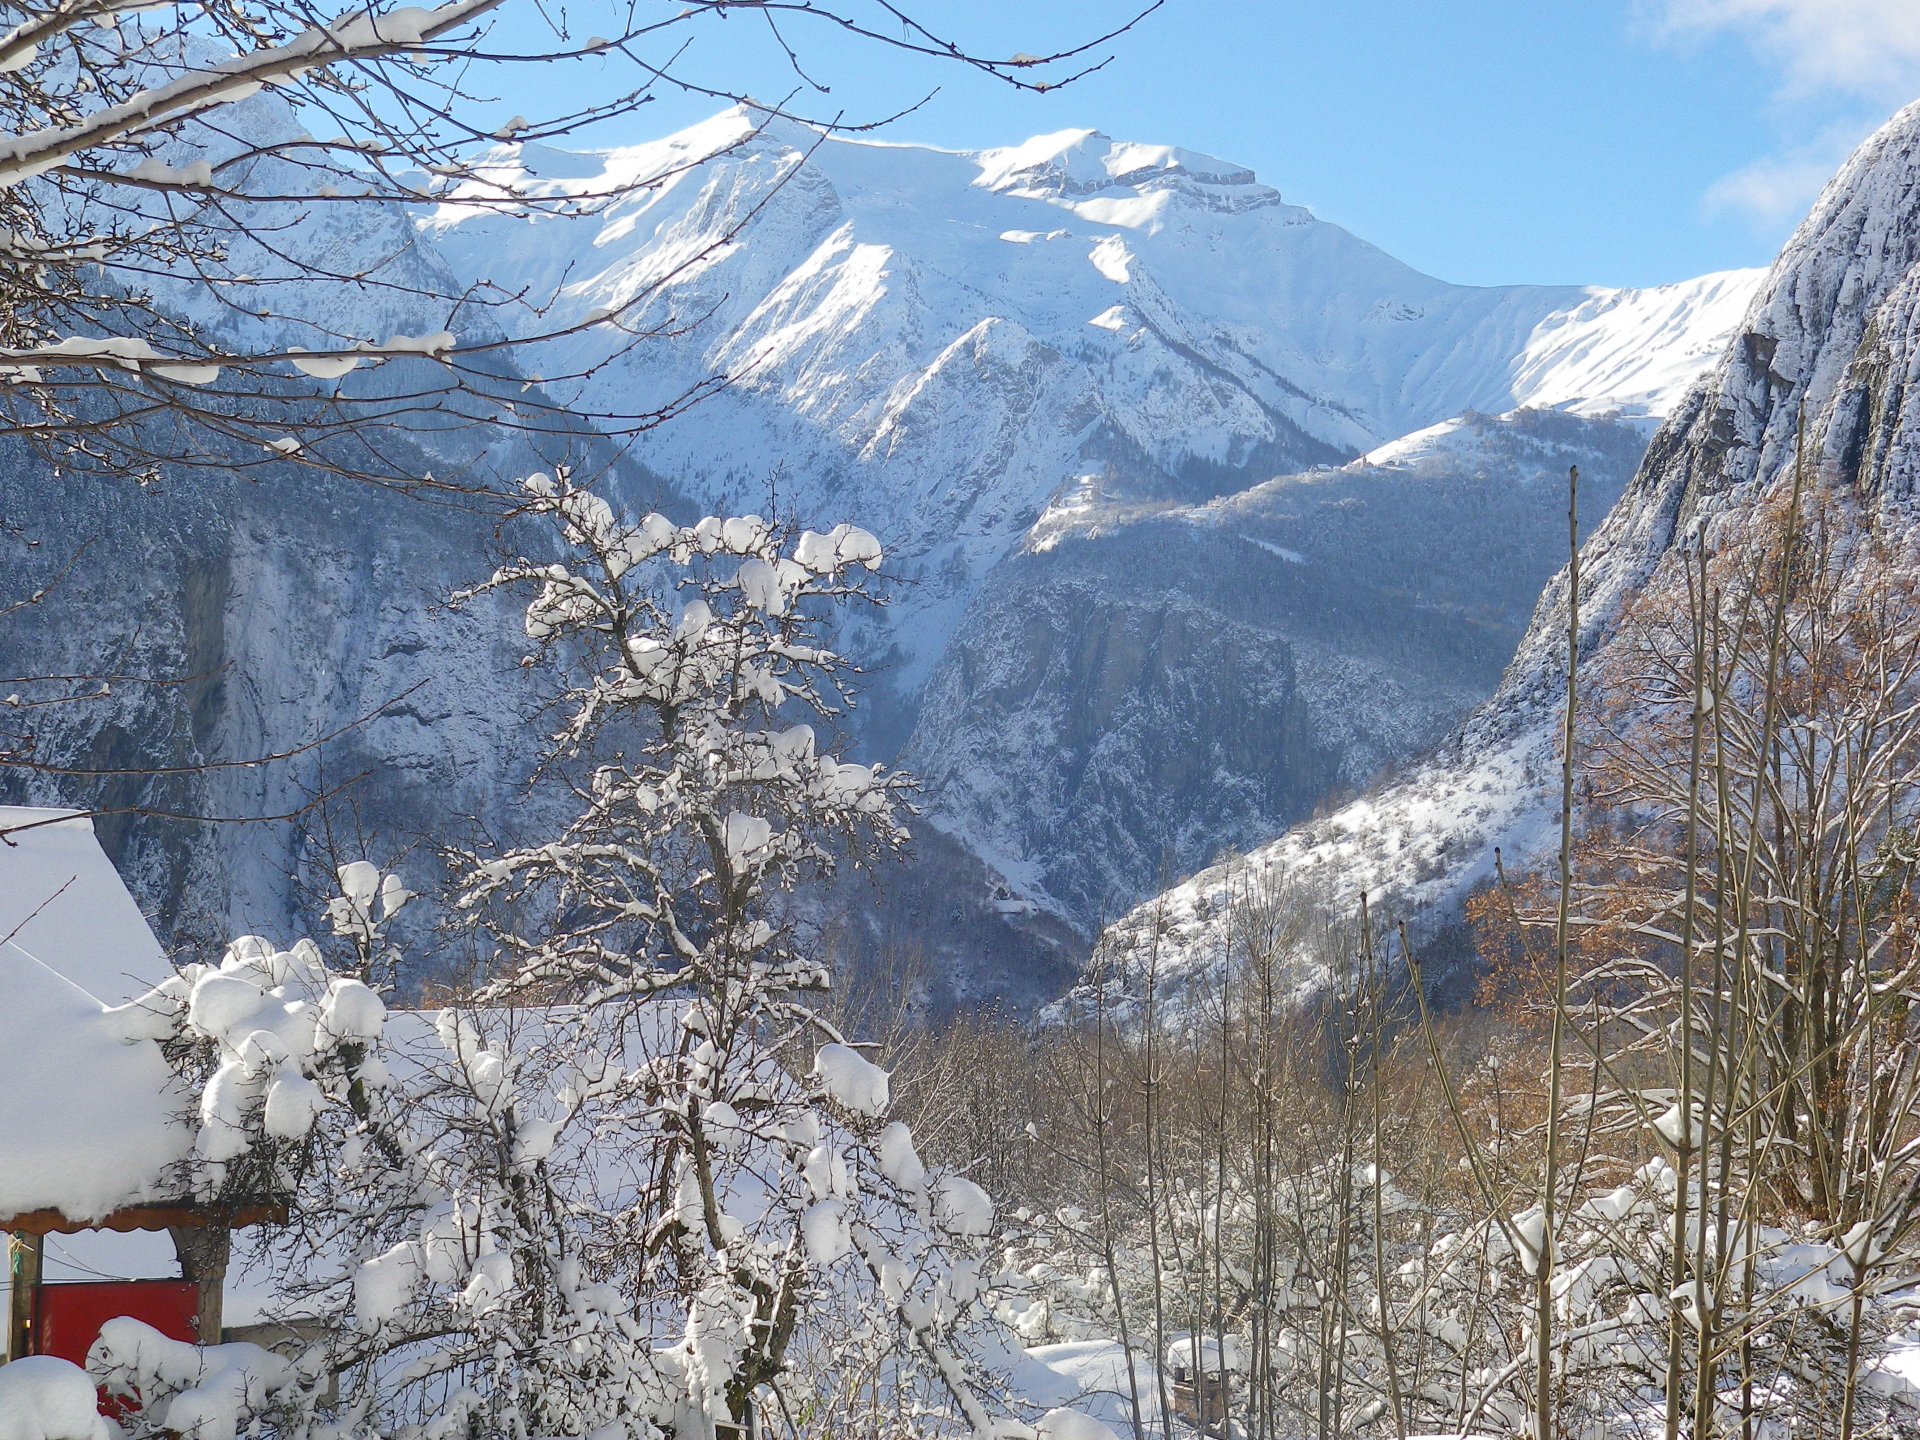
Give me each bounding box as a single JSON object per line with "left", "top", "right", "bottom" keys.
{"left": 0, "top": 421, "right": 577, "bottom": 957}
{"left": 1100, "top": 99, "right": 1920, "bottom": 1010}
{"left": 910, "top": 409, "right": 1650, "bottom": 933}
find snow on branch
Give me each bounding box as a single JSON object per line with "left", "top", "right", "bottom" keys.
{"left": 0, "top": 2, "right": 503, "bottom": 190}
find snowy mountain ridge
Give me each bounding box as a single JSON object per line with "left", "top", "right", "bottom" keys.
{"left": 419, "top": 105, "right": 1759, "bottom": 713}
{"left": 430, "top": 109, "right": 1756, "bottom": 439}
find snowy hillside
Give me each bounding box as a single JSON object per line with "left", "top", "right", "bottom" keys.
{"left": 1097, "top": 98, "right": 1920, "bottom": 1008}
{"left": 1505, "top": 269, "right": 1761, "bottom": 420}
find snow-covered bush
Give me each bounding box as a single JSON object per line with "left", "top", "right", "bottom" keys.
{"left": 1378, "top": 1156, "right": 1920, "bottom": 1438}
{"left": 118, "top": 874, "right": 400, "bottom": 1209}
{"left": 89, "top": 1319, "right": 306, "bottom": 1440}
{"left": 0, "top": 1356, "right": 115, "bottom": 1440}
{"left": 246, "top": 995, "right": 1034, "bottom": 1439}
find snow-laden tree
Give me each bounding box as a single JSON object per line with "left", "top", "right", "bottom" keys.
{"left": 426, "top": 472, "right": 1005, "bottom": 1435}
{"left": 448, "top": 470, "right": 911, "bottom": 1012}
{"left": 91, "top": 479, "right": 1099, "bottom": 1440}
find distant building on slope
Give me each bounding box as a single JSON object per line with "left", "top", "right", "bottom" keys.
{"left": 1166, "top": 1332, "right": 1242, "bottom": 1434}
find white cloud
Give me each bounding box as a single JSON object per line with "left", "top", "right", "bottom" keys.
{"left": 1648, "top": 2, "right": 1920, "bottom": 228}
{"left": 1658, "top": 0, "right": 1920, "bottom": 99}
{"left": 1700, "top": 124, "right": 1872, "bottom": 227}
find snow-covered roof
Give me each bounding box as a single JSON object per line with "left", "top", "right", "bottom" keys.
{"left": 0, "top": 807, "right": 191, "bottom": 1227}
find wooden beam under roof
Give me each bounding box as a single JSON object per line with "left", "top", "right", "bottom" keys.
{"left": 0, "top": 1202, "right": 287, "bottom": 1237}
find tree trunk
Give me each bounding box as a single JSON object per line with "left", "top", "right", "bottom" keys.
{"left": 170, "top": 1224, "right": 230, "bottom": 1343}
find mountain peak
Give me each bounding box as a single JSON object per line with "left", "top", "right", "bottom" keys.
{"left": 971, "top": 128, "right": 1270, "bottom": 203}
{"left": 1699, "top": 97, "right": 1920, "bottom": 512}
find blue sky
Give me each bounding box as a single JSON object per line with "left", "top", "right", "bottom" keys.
{"left": 481, "top": 1, "right": 1920, "bottom": 290}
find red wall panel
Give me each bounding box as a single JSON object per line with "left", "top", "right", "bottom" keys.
{"left": 34, "top": 1278, "right": 199, "bottom": 1366}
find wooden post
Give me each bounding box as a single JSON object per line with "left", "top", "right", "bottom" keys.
{"left": 169, "top": 1224, "right": 230, "bottom": 1343}
{"left": 7, "top": 1231, "right": 42, "bottom": 1359}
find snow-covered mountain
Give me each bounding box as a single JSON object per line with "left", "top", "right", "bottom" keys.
{"left": 1098, "top": 98, "right": 1920, "bottom": 1008}
{"left": 409, "top": 109, "right": 1760, "bottom": 984}
{"left": 2, "top": 101, "right": 1761, "bottom": 1002}
{"left": 421, "top": 109, "right": 1759, "bottom": 704}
